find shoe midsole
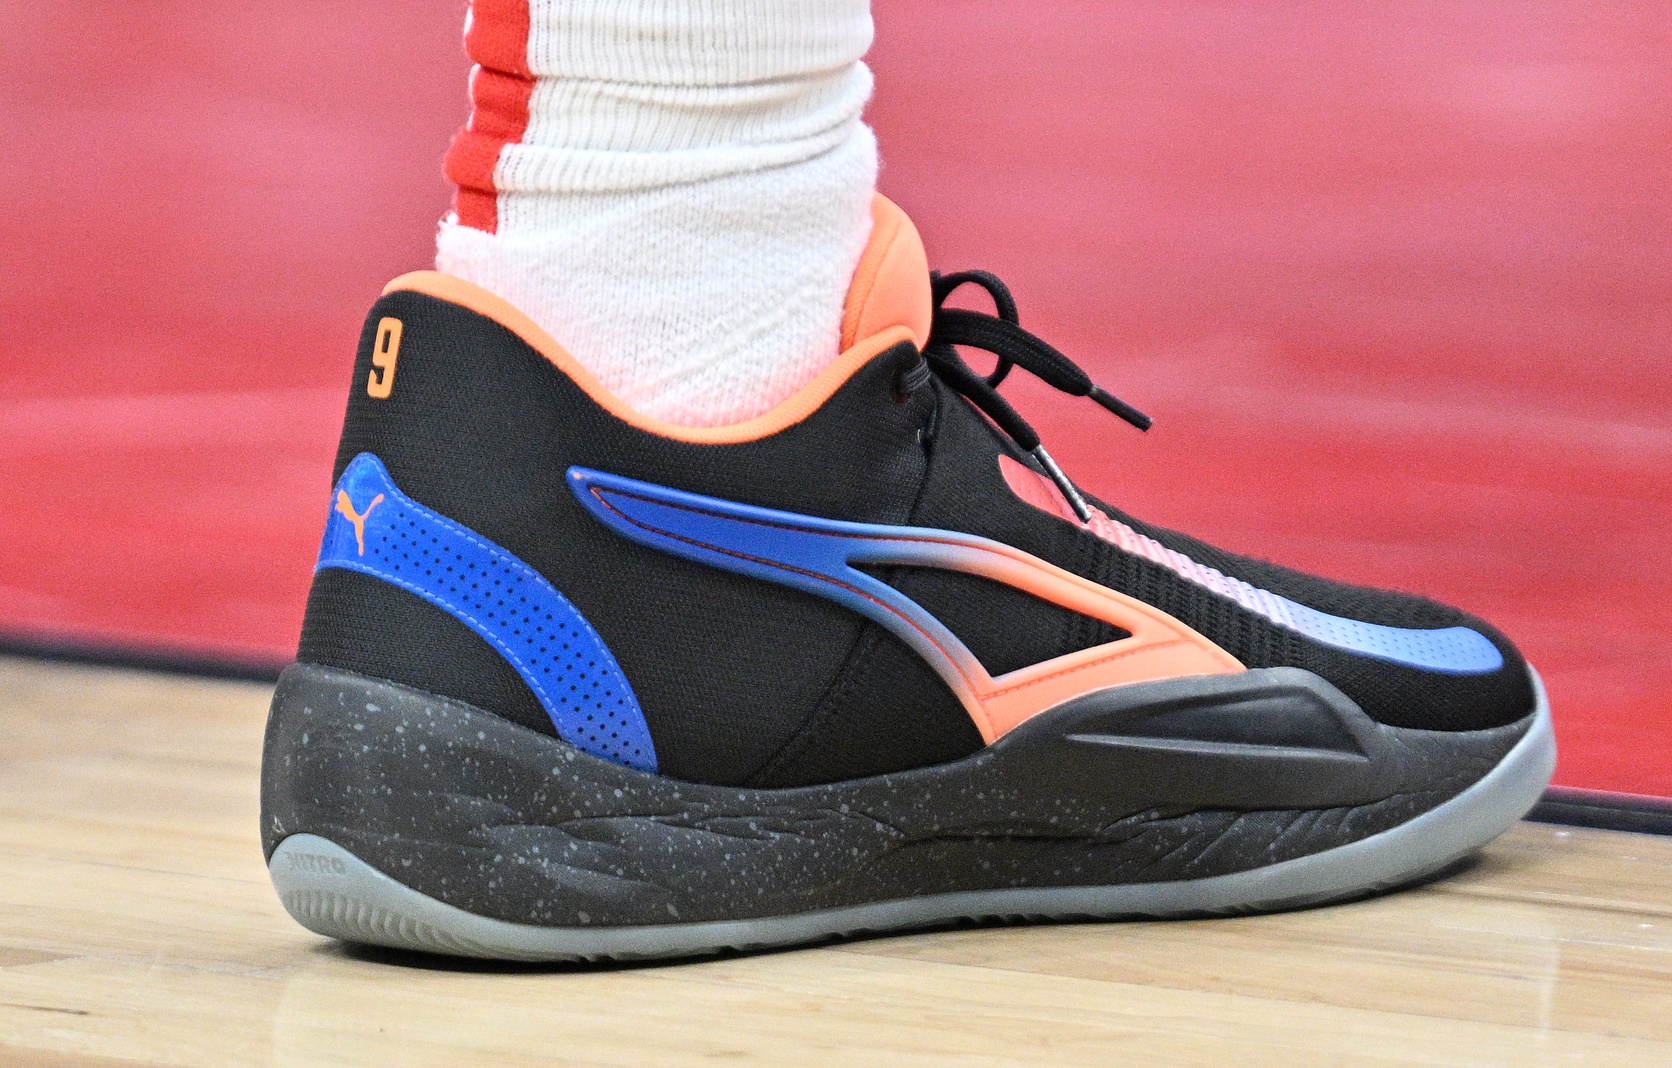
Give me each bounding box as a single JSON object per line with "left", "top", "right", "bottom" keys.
{"left": 260, "top": 663, "right": 1537, "bottom": 929}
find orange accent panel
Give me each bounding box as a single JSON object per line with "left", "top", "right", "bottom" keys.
{"left": 981, "top": 641, "right": 1244, "bottom": 740}
{"left": 931, "top": 535, "right": 1244, "bottom": 741}
{"left": 382, "top": 272, "right": 916, "bottom": 445}
{"left": 999, "top": 454, "right": 1078, "bottom": 522}
{"left": 840, "top": 196, "right": 934, "bottom": 352}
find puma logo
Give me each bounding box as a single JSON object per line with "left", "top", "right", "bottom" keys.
{"left": 334, "top": 491, "right": 385, "bottom": 556}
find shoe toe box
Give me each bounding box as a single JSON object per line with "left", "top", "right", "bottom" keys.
{"left": 1105, "top": 527, "right": 1538, "bottom": 733}
{"left": 1282, "top": 595, "right": 1536, "bottom": 732}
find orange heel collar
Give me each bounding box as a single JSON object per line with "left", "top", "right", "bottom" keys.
{"left": 383, "top": 196, "right": 932, "bottom": 446}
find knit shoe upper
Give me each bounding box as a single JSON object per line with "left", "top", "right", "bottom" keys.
{"left": 298, "top": 196, "right": 1535, "bottom": 789}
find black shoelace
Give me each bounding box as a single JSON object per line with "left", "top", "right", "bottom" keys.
{"left": 921, "top": 270, "right": 1151, "bottom": 523}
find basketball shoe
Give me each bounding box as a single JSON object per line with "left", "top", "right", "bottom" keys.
{"left": 262, "top": 198, "right": 1554, "bottom": 961}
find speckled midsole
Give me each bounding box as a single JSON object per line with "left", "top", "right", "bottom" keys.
{"left": 260, "top": 662, "right": 1542, "bottom": 936}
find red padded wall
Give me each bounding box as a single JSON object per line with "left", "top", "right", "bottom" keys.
{"left": 1, "top": 2, "right": 1666, "bottom": 793}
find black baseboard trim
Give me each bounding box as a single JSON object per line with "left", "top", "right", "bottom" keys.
{"left": 1527, "top": 787, "right": 1672, "bottom": 837}
{"left": 0, "top": 633, "right": 287, "bottom": 684}
{"left": 3, "top": 637, "right": 1670, "bottom": 834}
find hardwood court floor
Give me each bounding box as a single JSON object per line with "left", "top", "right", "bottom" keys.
{"left": 0, "top": 657, "right": 1668, "bottom": 1067}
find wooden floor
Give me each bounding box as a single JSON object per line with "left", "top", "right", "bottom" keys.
{"left": 0, "top": 658, "right": 1668, "bottom": 1067}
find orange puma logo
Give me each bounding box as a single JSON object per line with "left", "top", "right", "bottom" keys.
{"left": 334, "top": 491, "right": 385, "bottom": 556}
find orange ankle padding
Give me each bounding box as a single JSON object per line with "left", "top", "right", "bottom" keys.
{"left": 379, "top": 279, "right": 914, "bottom": 446}
{"left": 841, "top": 195, "right": 933, "bottom": 352}
{"left": 384, "top": 195, "right": 930, "bottom": 446}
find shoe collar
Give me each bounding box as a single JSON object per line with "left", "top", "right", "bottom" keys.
{"left": 381, "top": 196, "right": 931, "bottom": 446}
{"left": 840, "top": 195, "right": 933, "bottom": 353}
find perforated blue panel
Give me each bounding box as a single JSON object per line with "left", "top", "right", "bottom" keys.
{"left": 317, "top": 453, "right": 656, "bottom": 772}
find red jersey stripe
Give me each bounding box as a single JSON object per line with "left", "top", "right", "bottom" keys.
{"left": 443, "top": 0, "right": 534, "bottom": 233}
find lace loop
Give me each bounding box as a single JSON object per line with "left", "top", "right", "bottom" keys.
{"left": 921, "top": 270, "right": 1151, "bottom": 522}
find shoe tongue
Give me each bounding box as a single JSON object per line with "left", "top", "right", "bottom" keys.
{"left": 840, "top": 195, "right": 933, "bottom": 353}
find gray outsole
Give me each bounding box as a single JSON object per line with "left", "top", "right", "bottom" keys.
{"left": 269, "top": 673, "right": 1554, "bottom": 963}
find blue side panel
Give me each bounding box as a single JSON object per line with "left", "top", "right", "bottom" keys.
{"left": 318, "top": 453, "right": 656, "bottom": 772}
{"left": 566, "top": 466, "right": 1505, "bottom": 677}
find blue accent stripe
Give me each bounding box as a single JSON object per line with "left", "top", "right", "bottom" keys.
{"left": 568, "top": 467, "right": 1503, "bottom": 677}
{"left": 569, "top": 466, "right": 993, "bottom": 710}
{"left": 319, "top": 454, "right": 656, "bottom": 772}
{"left": 1244, "top": 589, "right": 1503, "bottom": 675}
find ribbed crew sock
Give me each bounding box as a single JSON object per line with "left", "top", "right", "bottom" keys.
{"left": 438, "top": 0, "right": 880, "bottom": 428}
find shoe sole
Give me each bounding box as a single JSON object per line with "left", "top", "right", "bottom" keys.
{"left": 265, "top": 666, "right": 1553, "bottom": 963}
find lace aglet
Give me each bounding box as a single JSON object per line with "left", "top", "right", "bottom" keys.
{"left": 1032, "top": 446, "right": 1093, "bottom": 524}
{"left": 1089, "top": 387, "right": 1153, "bottom": 432}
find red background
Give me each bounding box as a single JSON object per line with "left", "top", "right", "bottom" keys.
{"left": 1, "top": 2, "right": 1667, "bottom": 794}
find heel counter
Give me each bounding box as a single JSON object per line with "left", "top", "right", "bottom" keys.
{"left": 297, "top": 289, "right": 659, "bottom": 770}
{"left": 304, "top": 453, "right": 655, "bottom": 771}
{"left": 296, "top": 290, "right": 524, "bottom": 736}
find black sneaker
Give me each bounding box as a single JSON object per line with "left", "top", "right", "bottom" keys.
{"left": 262, "top": 197, "right": 1553, "bottom": 961}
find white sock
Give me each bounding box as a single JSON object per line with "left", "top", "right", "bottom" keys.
{"left": 438, "top": 0, "right": 879, "bottom": 428}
